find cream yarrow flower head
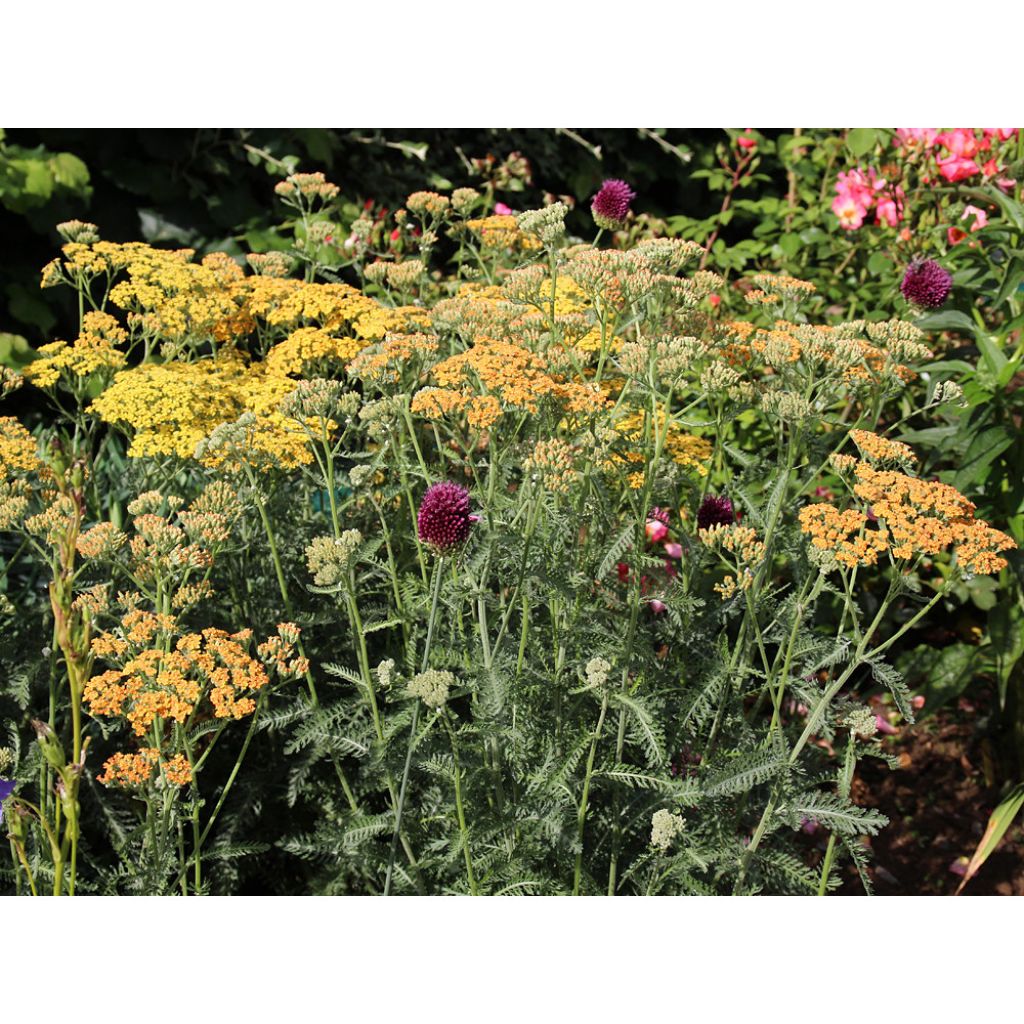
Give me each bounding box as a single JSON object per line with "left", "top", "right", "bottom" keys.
{"left": 650, "top": 809, "right": 686, "bottom": 851}
{"left": 376, "top": 659, "right": 396, "bottom": 691}
{"left": 305, "top": 530, "right": 363, "bottom": 587}
{"left": 845, "top": 706, "right": 879, "bottom": 739}
{"left": 584, "top": 656, "right": 612, "bottom": 689}
{"left": 407, "top": 668, "right": 454, "bottom": 709}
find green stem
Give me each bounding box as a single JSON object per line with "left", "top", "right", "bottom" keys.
{"left": 384, "top": 556, "right": 444, "bottom": 896}
{"left": 574, "top": 693, "right": 609, "bottom": 895}
{"left": 444, "top": 711, "right": 478, "bottom": 894}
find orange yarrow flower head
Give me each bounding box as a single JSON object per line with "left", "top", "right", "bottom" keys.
{"left": 801, "top": 432, "right": 1016, "bottom": 576}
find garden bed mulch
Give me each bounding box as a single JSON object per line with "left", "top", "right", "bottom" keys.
{"left": 837, "top": 694, "right": 1024, "bottom": 896}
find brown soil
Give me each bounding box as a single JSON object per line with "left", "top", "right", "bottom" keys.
{"left": 838, "top": 696, "right": 1024, "bottom": 896}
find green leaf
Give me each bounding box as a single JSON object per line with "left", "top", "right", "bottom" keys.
{"left": 915, "top": 310, "right": 977, "bottom": 336}
{"left": 846, "top": 129, "right": 878, "bottom": 158}
{"left": 867, "top": 252, "right": 892, "bottom": 276}
{"left": 956, "top": 783, "right": 1024, "bottom": 894}
{"left": 953, "top": 425, "right": 1014, "bottom": 492}
{"left": 0, "top": 332, "right": 36, "bottom": 368}
{"left": 976, "top": 333, "right": 1009, "bottom": 376}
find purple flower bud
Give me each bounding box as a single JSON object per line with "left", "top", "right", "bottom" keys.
{"left": 591, "top": 179, "right": 636, "bottom": 231}
{"left": 417, "top": 482, "right": 475, "bottom": 552}
{"left": 900, "top": 258, "right": 952, "bottom": 308}
{"left": 697, "top": 495, "right": 734, "bottom": 531}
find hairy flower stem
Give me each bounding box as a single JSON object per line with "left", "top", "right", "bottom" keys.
{"left": 574, "top": 693, "right": 609, "bottom": 895}
{"left": 384, "top": 556, "right": 444, "bottom": 896}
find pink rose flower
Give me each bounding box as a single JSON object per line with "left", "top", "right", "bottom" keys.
{"left": 895, "top": 128, "right": 938, "bottom": 148}
{"left": 936, "top": 155, "right": 980, "bottom": 182}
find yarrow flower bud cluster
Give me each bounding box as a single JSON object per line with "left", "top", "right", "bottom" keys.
{"left": 417, "top": 482, "right": 477, "bottom": 552}
{"left": 305, "top": 530, "right": 363, "bottom": 586}
{"left": 517, "top": 203, "right": 568, "bottom": 247}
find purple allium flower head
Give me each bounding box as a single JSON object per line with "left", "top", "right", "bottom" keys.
{"left": 0, "top": 778, "right": 14, "bottom": 826}
{"left": 591, "top": 179, "right": 636, "bottom": 230}
{"left": 417, "top": 482, "right": 476, "bottom": 552}
{"left": 900, "top": 258, "right": 952, "bottom": 308}
{"left": 697, "top": 494, "right": 735, "bottom": 531}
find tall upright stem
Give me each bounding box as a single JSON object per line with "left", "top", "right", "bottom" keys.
{"left": 384, "top": 556, "right": 444, "bottom": 895}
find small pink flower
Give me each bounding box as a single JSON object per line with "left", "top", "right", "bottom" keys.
{"left": 948, "top": 204, "right": 988, "bottom": 246}
{"left": 494, "top": 202, "right": 513, "bottom": 216}
{"left": 981, "top": 158, "right": 1000, "bottom": 178}
{"left": 911, "top": 694, "right": 926, "bottom": 709}
{"left": 895, "top": 127, "right": 939, "bottom": 149}
{"left": 962, "top": 204, "right": 988, "bottom": 230}
{"left": 833, "top": 193, "right": 867, "bottom": 230}
{"left": 664, "top": 542, "right": 683, "bottom": 559}
{"left": 997, "top": 176, "right": 1017, "bottom": 193}
{"left": 875, "top": 192, "right": 904, "bottom": 228}
{"left": 983, "top": 128, "right": 1017, "bottom": 141}
{"left": 645, "top": 519, "right": 668, "bottom": 543}
{"left": 708, "top": 292, "right": 721, "bottom": 307}
{"left": 648, "top": 599, "right": 667, "bottom": 615}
